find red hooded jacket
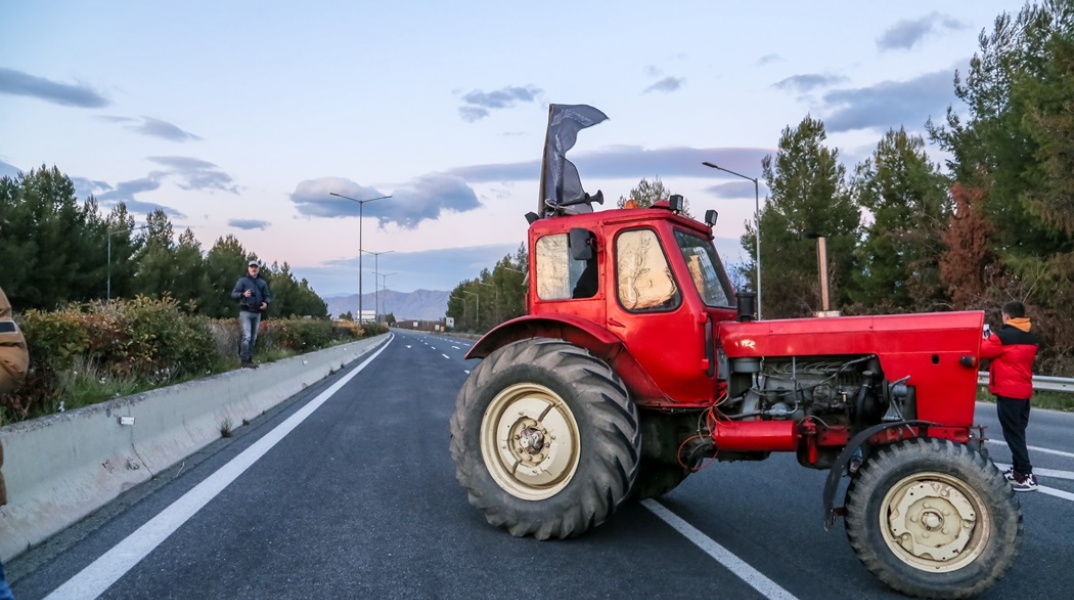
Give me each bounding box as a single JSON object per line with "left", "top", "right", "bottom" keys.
{"left": 980, "top": 318, "right": 1037, "bottom": 400}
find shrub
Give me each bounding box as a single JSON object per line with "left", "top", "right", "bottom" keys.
{"left": 2, "top": 301, "right": 385, "bottom": 423}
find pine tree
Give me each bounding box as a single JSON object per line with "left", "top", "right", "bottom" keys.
{"left": 743, "top": 116, "right": 860, "bottom": 318}
{"left": 850, "top": 129, "right": 951, "bottom": 312}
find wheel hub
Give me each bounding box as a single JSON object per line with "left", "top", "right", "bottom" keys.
{"left": 882, "top": 473, "right": 986, "bottom": 572}
{"left": 480, "top": 383, "right": 580, "bottom": 501}
{"left": 516, "top": 424, "right": 547, "bottom": 456}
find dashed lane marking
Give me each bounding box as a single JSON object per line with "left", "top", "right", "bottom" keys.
{"left": 442, "top": 354, "right": 450, "bottom": 359}
{"left": 996, "top": 463, "right": 1074, "bottom": 481}
{"left": 986, "top": 440, "right": 1074, "bottom": 459}
{"left": 643, "top": 500, "right": 798, "bottom": 600}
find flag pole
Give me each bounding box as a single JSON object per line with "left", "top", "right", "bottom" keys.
{"left": 537, "top": 104, "right": 554, "bottom": 217}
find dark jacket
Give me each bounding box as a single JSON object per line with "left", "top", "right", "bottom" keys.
{"left": 231, "top": 275, "right": 271, "bottom": 313}
{"left": 981, "top": 319, "right": 1037, "bottom": 399}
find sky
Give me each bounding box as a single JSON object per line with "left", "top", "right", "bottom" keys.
{"left": 0, "top": 1, "right": 1016, "bottom": 298}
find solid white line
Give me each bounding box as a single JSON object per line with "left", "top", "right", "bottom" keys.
{"left": 642, "top": 500, "right": 798, "bottom": 600}
{"left": 441, "top": 353, "right": 450, "bottom": 359}
{"left": 995, "top": 463, "right": 1074, "bottom": 481}
{"left": 44, "top": 337, "right": 394, "bottom": 600}
{"left": 986, "top": 439, "right": 1074, "bottom": 459}
{"left": 1039, "top": 486, "right": 1074, "bottom": 502}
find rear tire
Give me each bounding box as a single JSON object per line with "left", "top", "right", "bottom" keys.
{"left": 450, "top": 338, "right": 641, "bottom": 540}
{"left": 845, "top": 438, "right": 1022, "bottom": 599}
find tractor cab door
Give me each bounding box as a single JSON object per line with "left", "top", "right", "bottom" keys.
{"left": 606, "top": 226, "right": 712, "bottom": 405}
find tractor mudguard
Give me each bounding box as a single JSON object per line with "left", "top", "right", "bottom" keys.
{"left": 466, "top": 314, "right": 671, "bottom": 405}
{"left": 822, "top": 420, "right": 936, "bottom": 530}
{"left": 466, "top": 314, "right": 624, "bottom": 361}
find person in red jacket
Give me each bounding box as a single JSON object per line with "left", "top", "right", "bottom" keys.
{"left": 981, "top": 301, "right": 1038, "bottom": 492}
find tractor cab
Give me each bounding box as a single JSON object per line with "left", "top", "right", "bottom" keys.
{"left": 523, "top": 199, "right": 739, "bottom": 407}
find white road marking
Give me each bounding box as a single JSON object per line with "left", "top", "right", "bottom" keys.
{"left": 430, "top": 346, "right": 436, "bottom": 350}
{"left": 986, "top": 440, "right": 1074, "bottom": 459}
{"left": 642, "top": 500, "right": 798, "bottom": 600}
{"left": 44, "top": 337, "right": 394, "bottom": 600}
{"left": 442, "top": 353, "right": 450, "bottom": 359}
{"left": 996, "top": 463, "right": 1074, "bottom": 481}
{"left": 1040, "top": 487, "right": 1074, "bottom": 502}
{"left": 452, "top": 346, "right": 460, "bottom": 350}
{"left": 464, "top": 369, "right": 470, "bottom": 374}
{"left": 405, "top": 345, "right": 412, "bottom": 349}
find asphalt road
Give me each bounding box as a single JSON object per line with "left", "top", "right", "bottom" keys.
{"left": 8, "top": 330, "right": 1074, "bottom": 599}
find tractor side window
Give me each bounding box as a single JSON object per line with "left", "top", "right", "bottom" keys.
{"left": 535, "top": 232, "right": 596, "bottom": 300}
{"left": 674, "top": 230, "right": 733, "bottom": 307}
{"left": 616, "top": 229, "right": 680, "bottom": 312}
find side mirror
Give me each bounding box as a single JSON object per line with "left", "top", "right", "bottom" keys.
{"left": 569, "top": 228, "right": 594, "bottom": 261}
{"left": 704, "top": 209, "right": 718, "bottom": 227}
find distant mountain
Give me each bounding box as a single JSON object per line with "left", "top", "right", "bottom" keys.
{"left": 326, "top": 289, "right": 451, "bottom": 321}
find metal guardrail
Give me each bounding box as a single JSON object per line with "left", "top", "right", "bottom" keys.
{"left": 977, "top": 372, "right": 1074, "bottom": 393}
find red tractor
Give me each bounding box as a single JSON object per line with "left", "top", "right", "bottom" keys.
{"left": 450, "top": 108, "right": 1021, "bottom": 599}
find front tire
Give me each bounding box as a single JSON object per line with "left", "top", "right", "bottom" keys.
{"left": 845, "top": 438, "right": 1022, "bottom": 599}
{"left": 450, "top": 338, "right": 641, "bottom": 540}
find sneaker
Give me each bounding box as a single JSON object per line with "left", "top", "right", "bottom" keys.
{"left": 1011, "top": 472, "right": 1038, "bottom": 492}
{"left": 1002, "top": 467, "right": 1016, "bottom": 482}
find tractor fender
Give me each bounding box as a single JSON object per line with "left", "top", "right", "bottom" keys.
{"left": 466, "top": 314, "right": 624, "bottom": 361}
{"left": 822, "top": 420, "right": 936, "bottom": 530}
{"left": 465, "top": 315, "right": 668, "bottom": 404}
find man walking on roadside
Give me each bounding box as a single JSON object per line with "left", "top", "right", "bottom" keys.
{"left": 1, "top": 283, "right": 30, "bottom": 600}
{"left": 981, "top": 300, "right": 1039, "bottom": 492}
{"left": 231, "top": 260, "right": 271, "bottom": 369}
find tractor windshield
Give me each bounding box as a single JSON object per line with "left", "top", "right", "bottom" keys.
{"left": 673, "top": 230, "right": 733, "bottom": 307}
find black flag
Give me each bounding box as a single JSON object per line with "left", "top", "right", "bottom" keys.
{"left": 540, "top": 104, "right": 608, "bottom": 213}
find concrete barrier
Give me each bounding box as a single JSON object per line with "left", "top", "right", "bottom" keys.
{"left": 0, "top": 335, "right": 387, "bottom": 562}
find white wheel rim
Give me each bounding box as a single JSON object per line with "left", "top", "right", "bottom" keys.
{"left": 880, "top": 471, "right": 990, "bottom": 573}
{"left": 480, "top": 383, "right": 580, "bottom": 501}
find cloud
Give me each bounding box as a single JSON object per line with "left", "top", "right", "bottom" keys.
{"left": 448, "top": 146, "right": 771, "bottom": 183}
{"left": 878, "top": 12, "right": 967, "bottom": 51}
{"left": 756, "top": 54, "right": 783, "bottom": 66}
{"left": 0, "top": 67, "right": 108, "bottom": 108}
{"left": 71, "top": 176, "right": 112, "bottom": 199}
{"left": 96, "top": 176, "right": 187, "bottom": 219}
{"left": 821, "top": 69, "right": 954, "bottom": 132}
{"left": 458, "top": 85, "right": 542, "bottom": 121}
{"left": 774, "top": 73, "right": 848, "bottom": 93}
{"left": 289, "top": 173, "right": 482, "bottom": 228}
{"left": 643, "top": 76, "right": 685, "bottom": 94}
{"left": 147, "top": 156, "right": 238, "bottom": 193}
{"left": 131, "top": 117, "right": 201, "bottom": 142}
{"left": 705, "top": 181, "right": 761, "bottom": 200}
{"left": 228, "top": 218, "right": 270, "bottom": 230}
{"left": 644, "top": 65, "right": 663, "bottom": 77}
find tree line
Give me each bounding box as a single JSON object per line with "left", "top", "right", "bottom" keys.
{"left": 447, "top": 2, "right": 1073, "bottom": 374}
{"left": 0, "top": 166, "right": 328, "bottom": 319}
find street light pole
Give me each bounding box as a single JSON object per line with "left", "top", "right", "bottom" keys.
{"left": 361, "top": 249, "right": 394, "bottom": 319}
{"left": 379, "top": 272, "right": 397, "bottom": 321}
{"left": 702, "top": 161, "right": 762, "bottom": 320}
{"left": 330, "top": 192, "right": 392, "bottom": 324}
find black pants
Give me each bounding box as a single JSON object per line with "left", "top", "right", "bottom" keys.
{"left": 996, "top": 396, "right": 1032, "bottom": 475}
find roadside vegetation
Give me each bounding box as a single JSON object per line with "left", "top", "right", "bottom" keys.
{"left": 0, "top": 293, "right": 386, "bottom": 425}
